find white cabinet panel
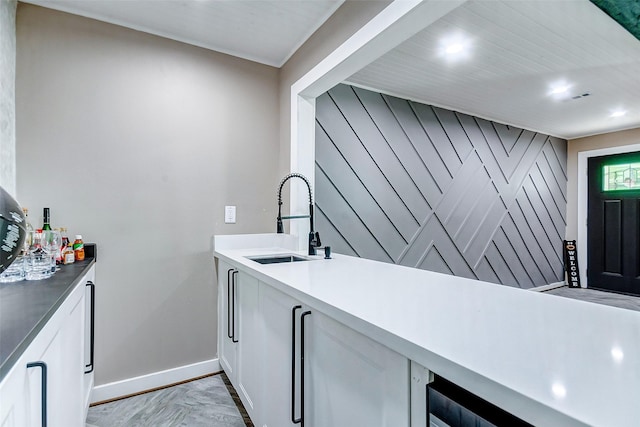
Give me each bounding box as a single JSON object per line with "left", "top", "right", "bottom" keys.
{"left": 0, "top": 362, "right": 28, "bottom": 427}
{"left": 83, "top": 267, "right": 96, "bottom": 414}
{"left": 236, "top": 271, "right": 261, "bottom": 420}
{"left": 260, "top": 284, "right": 299, "bottom": 427}
{"left": 306, "top": 310, "right": 410, "bottom": 427}
{"left": 218, "top": 262, "right": 262, "bottom": 421}
{"left": 218, "top": 260, "right": 238, "bottom": 382}
{"left": 258, "top": 281, "right": 410, "bottom": 427}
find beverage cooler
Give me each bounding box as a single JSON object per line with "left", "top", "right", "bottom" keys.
{"left": 427, "top": 375, "right": 533, "bottom": 427}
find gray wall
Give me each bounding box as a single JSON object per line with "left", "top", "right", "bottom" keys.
{"left": 316, "top": 84, "right": 568, "bottom": 288}
{"left": 16, "top": 4, "right": 280, "bottom": 385}
{"left": 0, "top": 0, "right": 16, "bottom": 196}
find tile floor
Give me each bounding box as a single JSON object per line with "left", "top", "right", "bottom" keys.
{"left": 86, "top": 373, "right": 252, "bottom": 427}
{"left": 543, "top": 286, "right": 640, "bottom": 312}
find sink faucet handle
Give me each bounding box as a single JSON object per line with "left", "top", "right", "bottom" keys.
{"left": 314, "top": 232, "right": 321, "bottom": 248}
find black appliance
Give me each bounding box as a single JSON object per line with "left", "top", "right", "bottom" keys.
{"left": 0, "top": 185, "right": 27, "bottom": 274}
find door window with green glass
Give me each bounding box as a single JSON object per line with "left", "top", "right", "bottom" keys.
{"left": 602, "top": 161, "right": 640, "bottom": 191}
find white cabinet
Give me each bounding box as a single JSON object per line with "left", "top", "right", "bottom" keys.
{"left": 217, "top": 261, "right": 261, "bottom": 420}
{"left": 267, "top": 286, "right": 409, "bottom": 427}
{"left": 304, "top": 310, "right": 409, "bottom": 427}
{"left": 218, "top": 260, "right": 410, "bottom": 427}
{"left": 0, "top": 354, "right": 28, "bottom": 427}
{"left": 0, "top": 264, "right": 96, "bottom": 427}
{"left": 260, "top": 283, "right": 300, "bottom": 427}
{"left": 218, "top": 260, "right": 238, "bottom": 382}
{"left": 235, "top": 272, "right": 261, "bottom": 420}
{"left": 82, "top": 268, "right": 96, "bottom": 416}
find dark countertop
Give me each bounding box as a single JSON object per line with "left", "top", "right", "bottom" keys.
{"left": 0, "top": 258, "right": 95, "bottom": 382}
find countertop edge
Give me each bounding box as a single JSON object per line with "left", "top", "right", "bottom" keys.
{"left": 0, "top": 258, "right": 96, "bottom": 382}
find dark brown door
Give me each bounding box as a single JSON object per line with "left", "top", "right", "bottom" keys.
{"left": 587, "top": 152, "right": 640, "bottom": 295}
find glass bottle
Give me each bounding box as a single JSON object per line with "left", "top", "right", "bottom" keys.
{"left": 21, "top": 208, "right": 34, "bottom": 254}
{"left": 42, "top": 207, "right": 52, "bottom": 231}
{"left": 62, "top": 230, "right": 75, "bottom": 265}
{"left": 73, "top": 235, "right": 85, "bottom": 261}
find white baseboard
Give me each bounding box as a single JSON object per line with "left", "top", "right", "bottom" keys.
{"left": 529, "top": 281, "right": 566, "bottom": 292}
{"left": 90, "top": 358, "right": 220, "bottom": 404}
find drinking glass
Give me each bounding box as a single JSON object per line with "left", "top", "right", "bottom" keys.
{"left": 42, "top": 230, "right": 62, "bottom": 273}
{"left": 0, "top": 256, "right": 25, "bottom": 283}
{"left": 25, "top": 230, "right": 51, "bottom": 280}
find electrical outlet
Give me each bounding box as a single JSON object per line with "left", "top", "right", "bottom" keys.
{"left": 225, "top": 206, "right": 236, "bottom": 224}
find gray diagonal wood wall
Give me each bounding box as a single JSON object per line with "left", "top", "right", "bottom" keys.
{"left": 315, "top": 84, "right": 568, "bottom": 288}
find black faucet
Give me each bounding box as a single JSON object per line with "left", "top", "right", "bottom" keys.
{"left": 276, "top": 173, "right": 321, "bottom": 255}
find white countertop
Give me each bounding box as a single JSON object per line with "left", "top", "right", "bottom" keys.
{"left": 214, "top": 234, "right": 640, "bottom": 427}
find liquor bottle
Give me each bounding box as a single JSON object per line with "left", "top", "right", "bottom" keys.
{"left": 22, "top": 208, "right": 34, "bottom": 233}
{"left": 54, "top": 228, "right": 63, "bottom": 265}
{"left": 42, "top": 207, "right": 52, "bottom": 230}
{"left": 60, "top": 227, "right": 70, "bottom": 249}
{"left": 63, "top": 242, "right": 75, "bottom": 264}
{"left": 21, "top": 208, "right": 34, "bottom": 254}
{"left": 62, "top": 228, "right": 74, "bottom": 264}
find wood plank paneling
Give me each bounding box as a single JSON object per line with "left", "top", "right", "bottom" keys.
{"left": 316, "top": 85, "right": 568, "bottom": 288}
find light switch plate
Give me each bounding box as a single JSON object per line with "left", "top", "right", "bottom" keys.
{"left": 225, "top": 206, "right": 236, "bottom": 224}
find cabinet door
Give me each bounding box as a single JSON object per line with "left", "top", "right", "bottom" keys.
{"left": 259, "top": 284, "right": 300, "bottom": 427}
{"left": 27, "top": 284, "right": 85, "bottom": 427}
{"left": 1, "top": 275, "right": 89, "bottom": 427}
{"left": 0, "top": 363, "right": 28, "bottom": 427}
{"left": 235, "top": 272, "right": 261, "bottom": 420}
{"left": 306, "top": 311, "right": 410, "bottom": 427}
{"left": 61, "top": 288, "right": 85, "bottom": 426}
{"left": 83, "top": 266, "right": 96, "bottom": 414}
{"left": 218, "top": 260, "right": 238, "bottom": 382}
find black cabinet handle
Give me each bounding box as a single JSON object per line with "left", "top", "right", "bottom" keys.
{"left": 227, "top": 269, "right": 234, "bottom": 340}
{"left": 231, "top": 270, "right": 239, "bottom": 343}
{"left": 291, "top": 305, "right": 302, "bottom": 424}
{"left": 27, "top": 361, "right": 47, "bottom": 427}
{"left": 291, "top": 306, "right": 312, "bottom": 426}
{"left": 85, "top": 281, "right": 95, "bottom": 374}
{"left": 299, "top": 310, "right": 311, "bottom": 427}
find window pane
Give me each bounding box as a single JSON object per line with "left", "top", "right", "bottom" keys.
{"left": 603, "top": 162, "right": 640, "bottom": 191}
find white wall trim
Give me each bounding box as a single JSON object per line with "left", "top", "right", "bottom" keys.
{"left": 576, "top": 143, "right": 640, "bottom": 288}
{"left": 90, "top": 358, "right": 220, "bottom": 404}
{"left": 288, "top": 0, "right": 468, "bottom": 249}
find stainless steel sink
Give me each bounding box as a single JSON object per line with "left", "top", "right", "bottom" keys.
{"left": 247, "top": 254, "right": 310, "bottom": 264}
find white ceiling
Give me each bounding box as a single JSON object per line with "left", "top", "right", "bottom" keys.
{"left": 21, "top": 0, "right": 344, "bottom": 67}
{"left": 347, "top": 0, "right": 640, "bottom": 139}
{"left": 20, "top": 0, "right": 640, "bottom": 139}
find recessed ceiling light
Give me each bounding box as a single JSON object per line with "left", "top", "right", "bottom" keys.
{"left": 438, "top": 34, "right": 472, "bottom": 61}
{"left": 551, "top": 382, "right": 567, "bottom": 399}
{"left": 445, "top": 43, "right": 464, "bottom": 55}
{"left": 610, "top": 110, "right": 627, "bottom": 118}
{"left": 550, "top": 85, "right": 570, "bottom": 95}
{"left": 611, "top": 346, "right": 624, "bottom": 363}
{"left": 548, "top": 81, "right": 573, "bottom": 99}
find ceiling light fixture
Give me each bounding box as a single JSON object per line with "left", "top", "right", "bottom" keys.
{"left": 445, "top": 43, "right": 464, "bottom": 55}
{"left": 548, "top": 80, "right": 574, "bottom": 99}
{"left": 438, "top": 33, "right": 472, "bottom": 62}
{"left": 611, "top": 346, "right": 624, "bottom": 363}
{"left": 551, "top": 382, "right": 567, "bottom": 399}
{"left": 550, "top": 85, "right": 570, "bottom": 95}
